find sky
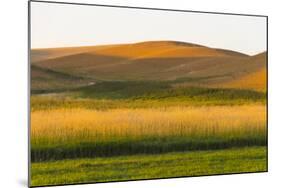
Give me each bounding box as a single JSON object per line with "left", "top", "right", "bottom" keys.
{"left": 30, "top": 1, "right": 267, "bottom": 55}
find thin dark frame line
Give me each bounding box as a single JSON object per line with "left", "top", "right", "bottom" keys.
{"left": 28, "top": 0, "right": 269, "bottom": 187}
{"left": 30, "top": 0, "right": 268, "bottom": 18}
{"left": 28, "top": 1, "right": 31, "bottom": 187}
{"left": 261, "top": 15, "right": 269, "bottom": 174}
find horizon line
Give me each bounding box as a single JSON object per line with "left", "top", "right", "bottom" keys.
{"left": 30, "top": 40, "right": 266, "bottom": 56}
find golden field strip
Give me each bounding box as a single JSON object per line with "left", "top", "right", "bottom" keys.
{"left": 32, "top": 105, "right": 266, "bottom": 143}
{"left": 31, "top": 105, "right": 266, "bottom": 161}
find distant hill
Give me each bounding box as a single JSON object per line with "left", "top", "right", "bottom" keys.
{"left": 31, "top": 41, "right": 249, "bottom": 62}
{"left": 31, "top": 41, "right": 266, "bottom": 92}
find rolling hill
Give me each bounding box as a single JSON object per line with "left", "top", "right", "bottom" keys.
{"left": 31, "top": 41, "right": 267, "bottom": 92}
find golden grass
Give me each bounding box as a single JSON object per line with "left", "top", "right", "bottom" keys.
{"left": 31, "top": 105, "right": 266, "bottom": 145}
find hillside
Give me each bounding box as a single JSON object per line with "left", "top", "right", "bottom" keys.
{"left": 220, "top": 52, "right": 267, "bottom": 91}
{"left": 31, "top": 41, "right": 249, "bottom": 61}
{"left": 30, "top": 41, "right": 266, "bottom": 92}
{"left": 31, "top": 65, "right": 92, "bottom": 92}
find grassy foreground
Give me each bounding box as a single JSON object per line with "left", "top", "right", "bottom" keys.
{"left": 31, "top": 146, "right": 267, "bottom": 187}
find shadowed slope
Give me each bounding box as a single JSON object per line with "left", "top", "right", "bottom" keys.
{"left": 31, "top": 65, "right": 94, "bottom": 92}
{"left": 34, "top": 53, "right": 127, "bottom": 78}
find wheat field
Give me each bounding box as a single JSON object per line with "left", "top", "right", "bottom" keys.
{"left": 31, "top": 105, "right": 266, "bottom": 143}
{"left": 31, "top": 105, "right": 266, "bottom": 161}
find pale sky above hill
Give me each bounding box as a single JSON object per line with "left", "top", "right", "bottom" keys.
{"left": 30, "top": 1, "right": 267, "bottom": 55}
